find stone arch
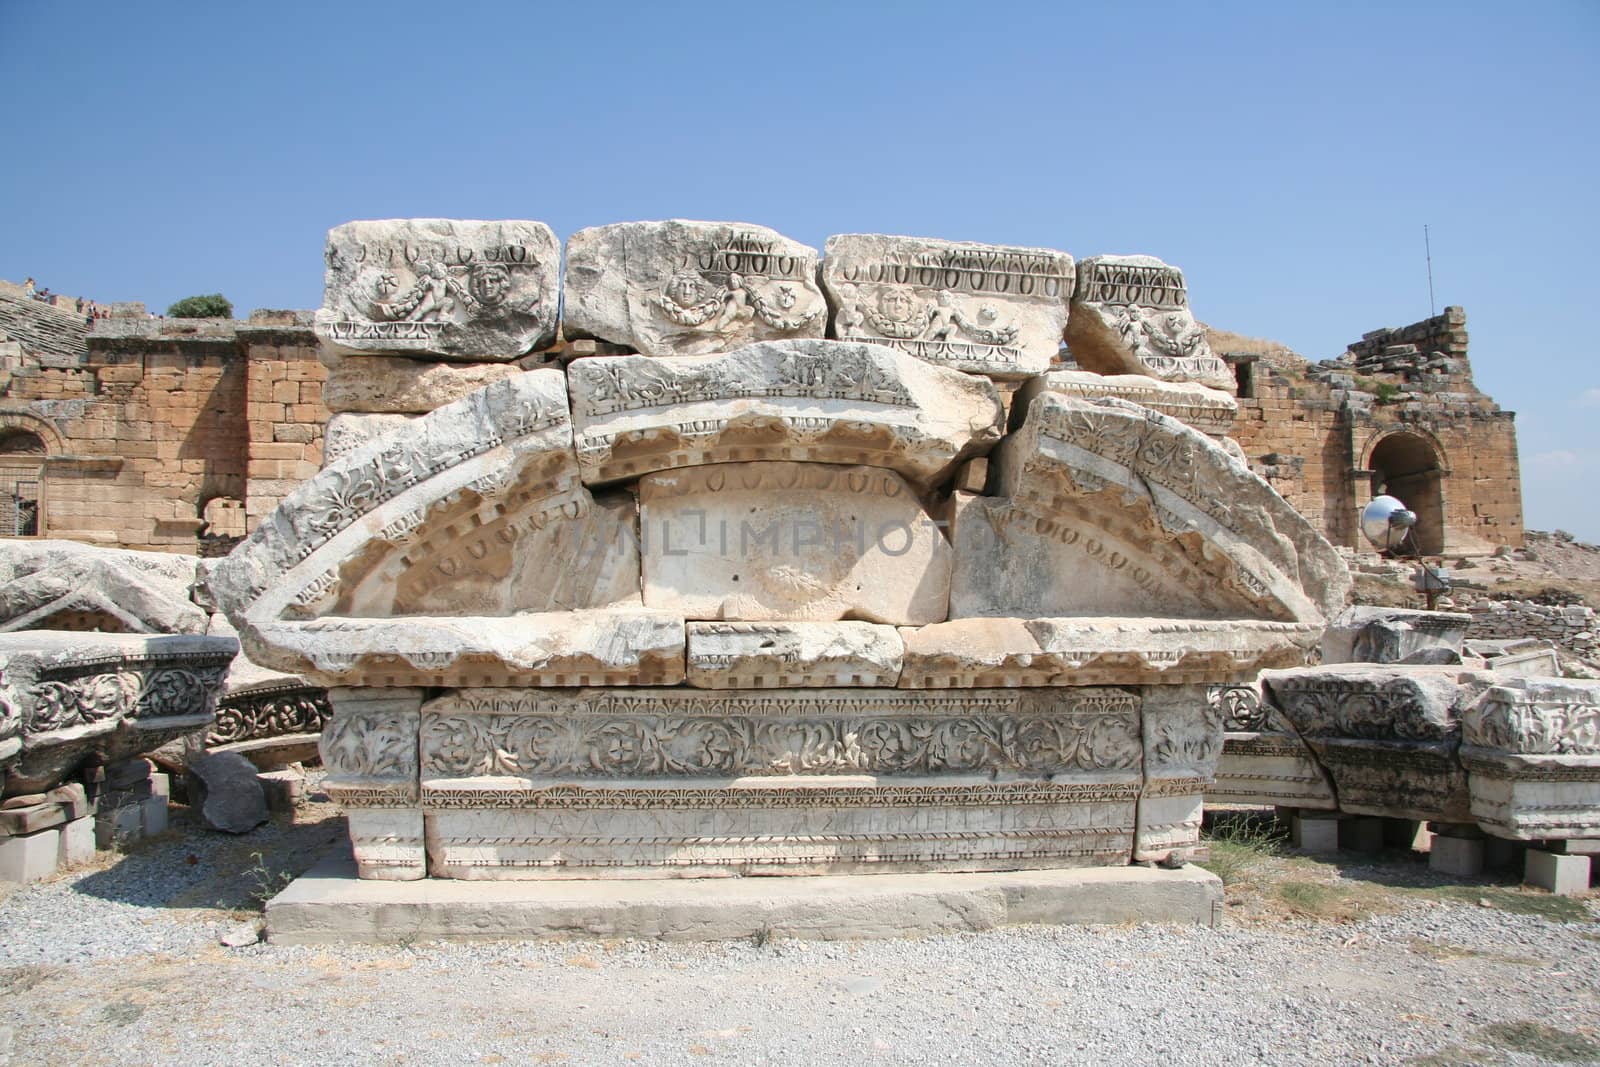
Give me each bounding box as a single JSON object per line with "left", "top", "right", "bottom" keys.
{"left": 0, "top": 412, "right": 58, "bottom": 537}
{"left": 1364, "top": 429, "right": 1448, "bottom": 554}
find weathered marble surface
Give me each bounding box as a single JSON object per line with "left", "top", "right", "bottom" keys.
{"left": 821, "top": 234, "right": 1073, "bottom": 379}
{"left": 1460, "top": 677, "right": 1600, "bottom": 840}
{"left": 1066, "top": 255, "right": 1232, "bottom": 391}
{"left": 1207, "top": 683, "right": 1339, "bottom": 810}
{"left": 564, "top": 220, "right": 826, "bottom": 356}
{"left": 1263, "top": 665, "right": 1482, "bottom": 822}
{"left": 1137, "top": 685, "right": 1224, "bottom": 862}
{"left": 208, "top": 370, "right": 584, "bottom": 657}
{"left": 951, "top": 392, "right": 1349, "bottom": 625}
{"left": 899, "top": 618, "right": 1316, "bottom": 688}
{"left": 0, "top": 632, "right": 236, "bottom": 795}
{"left": 566, "top": 339, "right": 1004, "bottom": 488}
{"left": 1321, "top": 606, "right": 1472, "bottom": 665}
{"left": 320, "top": 351, "right": 524, "bottom": 414}
{"left": 639, "top": 463, "right": 952, "bottom": 626}
{"left": 315, "top": 219, "right": 560, "bottom": 360}
{"left": 404, "top": 686, "right": 1143, "bottom": 878}
{"left": 251, "top": 610, "right": 685, "bottom": 688}
{"left": 0, "top": 540, "right": 205, "bottom": 635}
{"left": 322, "top": 413, "right": 417, "bottom": 465}
{"left": 1011, "top": 370, "right": 1238, "bottom": 438}
{"left": 321, "top": 688, "right": 425, "bottom": 879}
{"left": 686, "top": 622, "right": 904, "bottom": 688}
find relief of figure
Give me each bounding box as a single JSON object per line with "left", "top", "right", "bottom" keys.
{"left": 717, "top": 271, "right": 757, "bottom": 332}
{"left": 952, "top": 303, "right": 1021, "bottom": 347}
{"left": 864, "top": 287, "right": 931, "bottom": 340}
{"left": 834, "top": 283, "right": 868, "bottom": 339}
{"left": 926, "top": 291, "right": 960, "bottom": 342}
{"left": 1143, "top": 312, "right": 1206, "bottom": 358}
{"left": 655, "top": 270, "right": 724, "bottom": 326}
{"left": 748, "top": 281, "right": 822, "bottom": 332}
{"left": 368, "top": 261, "right": 471, "bottom": 323}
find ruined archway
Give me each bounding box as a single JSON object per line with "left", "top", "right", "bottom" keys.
{"left": 0, "top": 427, "right": 47, "bottom": 537}
{"left": 1367, "top": 431, "right": 1446, "bottom": 555}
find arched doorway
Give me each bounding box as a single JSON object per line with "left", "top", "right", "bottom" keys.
{"left": 0, "top": 428, "right": 46, "bottom": 536}
{"left": 1368, "top": 432, "right": 1446, "bottom": 555}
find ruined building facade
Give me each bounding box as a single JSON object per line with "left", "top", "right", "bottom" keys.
{"left": 0, "top": 280, "right": 1521, "bottom": 557}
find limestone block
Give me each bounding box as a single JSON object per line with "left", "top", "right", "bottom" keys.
{"left": 322, "top": 413, "right": 417, "bottom": 464}
{"left": 640, "top": 463, "right": 951, "bottom": 626}
{"left": 0, "top": 632, "right": 236, "bottom": 796}
{"left": 564, "top": 219, "right": 826, "bottom": 355}
{"left": 1525, "top": 850, "right": 1591, "bottom": 895}
{"left": 57, "top": 815, "right": 94, "bottom": 867}
{"left": 1459, "top": 677, "right": 1600, "bottom": 839}
{"left": 0, "top": 539, "right": 206, "bottom": 635}
{"left": 0, "top": 827, "right": 59, "bottom": 882}
{"left": 1429, "top": 834, "right": 1484, "bottom": 877}
{"left": 686, "top": 622, "right": 904, "bottom": 688}
{"left": 347, "top": 809, "right": 425, "bottom": 881}
{"left": 1066, "top": 255, "right": 1233, "bottom": 391}
{"left": 319, "top": 351, "right": 523, "bottom": 414}
{"left": 1264, "top": 665, "right": 1477, "bottom": 822}
{"left": 140, "top": 794, "right": 169, "bottom": 835}
{"left": 1321, "top": 606, "right": 1471, "bottom": 665}
{"left": 254, "top": 610, "right": 686, "bottom": 688}
{"left": 0, "top": 801, "right": 65, "bottom": 835}
{"left": 567, "top": 339, "right": 1004, "bottom": 488}
{"left": 315, "top": 219, "right": 560, "bottom": 360}
{"left": 958, "top": 392, "right": 1349, "bottom": 626}
{"left": 821, "top": 233, "right": 1073, "bottom": 379}
{"left": 416, "top": 686, "right": 1143, "bottom": 877}
{"left": 899, "top": 617, "right": 1316, "bottom": 688}
{"left": 1136, "top": 685, "right": 1223, "bottom": 862}
{"left": 1011, "top": 371, "right": 1238, "bottom": 437}
{"left": 94, "top": 803, "right": 142, "bottom": 849}
{"left": 1290, "top": 812, "right": 1340, "bottom": 853}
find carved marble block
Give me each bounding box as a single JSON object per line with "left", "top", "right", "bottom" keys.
{"left": 321, "top": 688, "right": 425, "bottom": 879}
{"left": 639, "top": 462, "right": 952, "bottom": 626}
{"left": 564, "top": 220, "right": 827, "bottom": 356}
{"left": 821, "top": 234, "right": 1074, "bottom": 379}
{"left": 1460, "top": 677, "right": 1600, "bottom": 840}
{"left": 412, "top": 687, "right": 1144, "bottom": 878}
{"left": 1010, "top": 371, "right": 1238, "bottom": 439}
{"left": 316, "top": 219, "right": 561, "bottom": 360}
{"left": 1207, "top": 683, "right": 1338, "bottom": 810}
{"left": 952, "top": 391, "right": 1349, "bottom": 626}
{"left": 0, "top": 540, "right": 206, "bottom": 635}
{"left": 1321, "top": 606, "right": 1472, "bottom": 665}
{"left": 0, "top": 632, "right": 237, "bottom": 795}
{"left": 1066, "top": 256, "right": 1232, "bottom": 392}
{"left": 687, "top": 622, "right": 904, "bottom": 688}
{"left": 1264, "top": 666, "right": 1483, "bottom": 822}
{"left": 566, "top": 340, "right": 1005, "bottom": 489}
{"left": 1137, "top": 685, "right": 1224, "bottom": 862}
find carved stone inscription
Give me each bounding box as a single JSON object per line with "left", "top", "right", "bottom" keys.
{"left": 823, "top": 234, "right": 1074, "bottom": 379}
{"left": 564, "top": 220, "right": 827, "bottom": 355}
{"left": 315, "top": 219, "right": 560, "bottom": 360}
{"left": 1066, "top": 255, "right": 1232, "bottom": 391}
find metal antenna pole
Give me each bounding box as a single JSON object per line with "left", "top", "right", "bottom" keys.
{"left": 1424, "top": 224, "right": 1436, "bottom": 317}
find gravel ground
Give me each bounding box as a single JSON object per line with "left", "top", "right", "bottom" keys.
{"left": 1, "top": 806, "right": 1597, "bottom": 1067}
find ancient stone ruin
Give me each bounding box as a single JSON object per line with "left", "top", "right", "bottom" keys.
{"left": 203, "top": 219, "right": 1349, "bottom": 889}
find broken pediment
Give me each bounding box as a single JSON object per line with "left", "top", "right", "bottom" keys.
{"left": 952, "top": 390, "right": 1349, "bottom": 627}
{"left": 566, "top": 339, "right": 1005, "bottom": 489}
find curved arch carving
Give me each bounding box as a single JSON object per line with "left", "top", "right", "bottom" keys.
{"left": 209, "top": 369, "right": 591, "bottom": 630}
{"left": 952, "top": 392, "right": 1350, "bottom": 627}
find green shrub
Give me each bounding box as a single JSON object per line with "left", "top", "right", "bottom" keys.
{"left": 166, "top": 293, "right": 233, "bottom": 319}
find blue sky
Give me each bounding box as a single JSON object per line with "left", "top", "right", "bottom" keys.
{"left": 3, "top": 1, "right": 1597, "bottom": 539}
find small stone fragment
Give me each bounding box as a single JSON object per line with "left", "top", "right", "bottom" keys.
{"left": 187, "top": 752, "right": 269, "bottom": 834}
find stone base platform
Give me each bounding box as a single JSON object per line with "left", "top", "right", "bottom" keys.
{"left": 266, "top": 849, "right": 1222, "bottom": 943}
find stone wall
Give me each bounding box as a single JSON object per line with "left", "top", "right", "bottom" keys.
{"left": 0, "top": 300, "right": 326, "bottom": 553}
{"left": 1462, "top": 598, "right": 1597, "bottom": 661}
{"left": 1225, "top": 307, "right": 1522, "bottom": 555}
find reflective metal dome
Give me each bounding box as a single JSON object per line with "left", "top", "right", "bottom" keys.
{"left": 1360, "top": 495, "right": 1418, "bottom": 551}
